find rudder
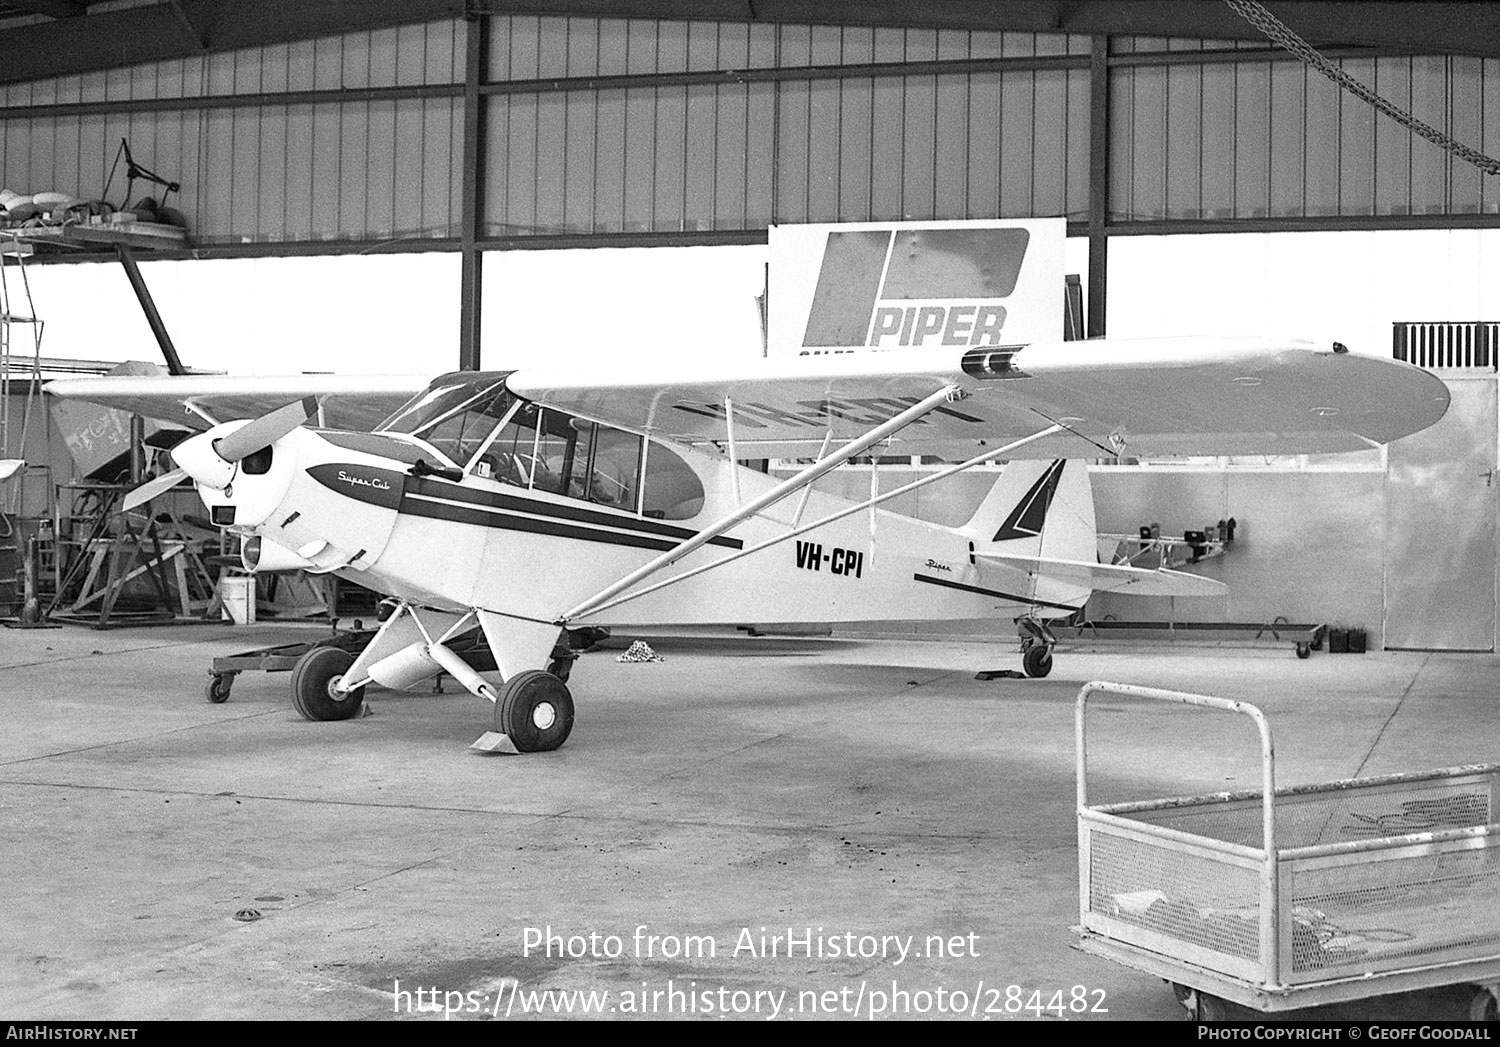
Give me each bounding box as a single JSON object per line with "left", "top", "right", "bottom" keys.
{"left": 963, "top": 460, "right": 1098, "bottom": 611}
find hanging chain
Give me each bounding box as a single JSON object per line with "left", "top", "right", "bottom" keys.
{"left": 1224, "top": 0, "right": 1500, "bottom": 176}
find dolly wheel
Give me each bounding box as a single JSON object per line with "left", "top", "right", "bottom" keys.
{"left": 290, "top": 646, "right": 365, "bottom": 722}
{"left": 1468, "top": 987, "right": 1499, "bottom": 1021}
{"left": 206, "top": 674, "right": 234, "bottom": 704}
{"left": 496, "top": 670, "right": 574, "bottom": 753}
{"left": 1022, "top": 643, "right": 1053, "bottom": 678}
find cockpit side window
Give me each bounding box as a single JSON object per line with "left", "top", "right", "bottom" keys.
{"left": 532, "top": 409, "right": 576, "bottom": 495}
{"left": 523, "top": 409, "right": 644, "bottom": 510}
{"left": 561, "top": 422, "right": 641, "bottom": 509}
{"left": 473, "top": 402, "right": 540, "bottom": 487}
{"left": 586, "top": 426, "right": 642, "bottom": 509}
{"left": 463, "top": 402, "right": 696, "bottom": 519}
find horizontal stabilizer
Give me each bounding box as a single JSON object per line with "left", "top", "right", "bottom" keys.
{"left": 975, "top": 552, "right": 1229, "bottom": 598}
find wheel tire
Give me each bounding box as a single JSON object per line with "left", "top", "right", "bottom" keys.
{"left": 1468, "top": 988, "right": 1499, "bottom": 1021}
{"left": 1022, "top": 643, "right": 1053, "bottom": 678}
{"left": 496, "top": 669, "right": 574, "bottom": 752}
{"left": 546, "top": 657, "right": 573, "bottom": 683}
{"left": 290, "top": 646, "right": 365, "bottom": 722}
{"left": 1193, "top": 993, "right": 1228, "bottom": 1022}
{"left": 206, "top": 674, "right": 233, "bottom": 703}
{"left": 1296, "top": 642, "right": 1311, "bottom": 659}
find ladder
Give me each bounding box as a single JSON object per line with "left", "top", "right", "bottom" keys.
{"left": 1, "top": 235, "right": 44, "bottom": 500}
{"left": 1, "top": 235, "right": 44, "bottom": 615}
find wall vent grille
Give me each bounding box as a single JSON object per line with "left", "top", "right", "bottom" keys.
{"left": 1393, "top": 322, "right": 1499, "bottom": 371}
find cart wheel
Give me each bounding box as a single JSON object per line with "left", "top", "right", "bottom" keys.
{"left": 1468, "top": 987, "right": 1499, "bottom": 1021}
{"left": 290, "top": 647, "right": 365, "bottom": 722}
{"left": 1296, "top": 642, "right": 1311, "bottom": 659}
{"left": 206, "top": 674, "right": 234, "bottom": 703}
{"left": 1193, "top": 992, "right": 1228, "bottom": 1022}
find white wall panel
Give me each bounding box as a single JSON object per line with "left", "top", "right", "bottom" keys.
{"left": 713, "top": 83, "right": 749, "bottom": 230}
{"left": 998, "top": 70, "right": 1035, "bottom": 217}
{"left": 593, "top": 88, "right": 626, "bottom": 231}
{"left": 1372, "top": 57, "right": 1411, "bottom": 215}
{"left": 684, "top": 83, "right": 718, "bottom": 228}
{"left": 653, "top": 85, "right": 686, "bottom": 230}
{"left": 366, "top": 99, "right": 396, "bottom": 237}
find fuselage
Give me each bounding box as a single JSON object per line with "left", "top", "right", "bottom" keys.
{"left": 202, "top": 423, "right": 1082, "bottom": 630}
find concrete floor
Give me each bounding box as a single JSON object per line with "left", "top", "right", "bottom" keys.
{"left": 1, "top": 622, "right": 1497, "bottom": 1021}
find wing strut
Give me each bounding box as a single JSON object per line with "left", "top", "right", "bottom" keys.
{"left": 564, "top": 421, "right": 1068, "bottom": 621}
{"left": 725, "top": 394, "right": 741, "bottom": 506}
{"left": 560, "top": 385, "right": 964, "bottom": 623}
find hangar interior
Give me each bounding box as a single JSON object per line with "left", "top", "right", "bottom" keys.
{"left": 2, "top": 0, "right": 1498, "bottom": 647}
{"left": 3, "top": 0, "right": 1500, "bottom": 1025}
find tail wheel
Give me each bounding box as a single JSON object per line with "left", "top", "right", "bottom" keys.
{"left": 290, "top": 646, "right": 365, "bottom": 721}
{"left": 1022, "top": 643, "right": 1053, "bottom": 678}
{"left": 496, "top": 669, "right": 574, "bottom": 752}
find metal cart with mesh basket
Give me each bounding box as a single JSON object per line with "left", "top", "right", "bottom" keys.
{"left": 1074, "top": 681, "right": 1500, "bottom": 1020}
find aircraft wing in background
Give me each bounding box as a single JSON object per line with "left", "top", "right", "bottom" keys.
{"left": 44, "top": 373, "right": 430, "bottom": 433}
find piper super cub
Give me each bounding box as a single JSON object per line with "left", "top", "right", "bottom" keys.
{"left": 50, "top": 337, "right": 1449, "bottom": 753}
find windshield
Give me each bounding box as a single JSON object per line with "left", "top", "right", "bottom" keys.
{"left": 375, "top": 372, "right": 516, "bottom": 466}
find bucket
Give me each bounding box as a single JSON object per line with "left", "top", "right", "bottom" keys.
{"left": 220, "top": 574, "right": 256, "bottom": 625}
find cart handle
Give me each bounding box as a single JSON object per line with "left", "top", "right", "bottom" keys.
{"left": 1075, "top": 680, "right": 1277, "bottom": 857}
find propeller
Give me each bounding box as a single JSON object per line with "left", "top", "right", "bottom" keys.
{"left": 121, "top": 468, "right": 189, "bottom": 512}
{"left": 120, "top": 396, "right": 319, "bottom": 512}
{"left": 213, "top": 397, "right": 319, "bottom": 463}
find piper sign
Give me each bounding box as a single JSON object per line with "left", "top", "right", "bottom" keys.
{"left": 767, "top": 218, "right": 1066, "bottom": 357}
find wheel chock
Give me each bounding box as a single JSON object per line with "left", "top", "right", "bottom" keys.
{"left": 470, "top": 731, "right": 520, "bottom": 755}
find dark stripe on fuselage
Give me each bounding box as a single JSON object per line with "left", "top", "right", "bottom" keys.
{"left": 911, "top": 572, "right": 1079, "bottom": 612}
{"left": 399, "top": 495, "right": 697, "bottom": 552}
{"left": 405, "top": 476, "right": 742, "bottom": 550}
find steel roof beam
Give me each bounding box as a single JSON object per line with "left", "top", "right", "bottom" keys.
{"left": 2, "top": 1, "right": 1500, "bottom": 86}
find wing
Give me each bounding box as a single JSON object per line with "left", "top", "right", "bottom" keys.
{"left": 44, "top": 373, "right": 431, "bottom": 432}
{"left": 975, "top": 552, "right": 1229, "bottom": 598}
{"left": 508, "top": 337, "right": 1450, "bottom": 459}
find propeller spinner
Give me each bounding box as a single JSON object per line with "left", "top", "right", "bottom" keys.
{"left": 121, "top": 397, "right": 318, "bottom": 512}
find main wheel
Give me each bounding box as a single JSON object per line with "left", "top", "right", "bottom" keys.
{"left": 496, "top": 669, "right": 574, "bottom": 752}
{"left": 290, "top": 646, "right": 365, "bottom": 721}
{"left": 1022, "top": 643, "right": 1053, "bottom": 678}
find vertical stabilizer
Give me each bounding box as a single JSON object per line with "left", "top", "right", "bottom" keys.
{"left": 963, "top": 460, "right": 1097, "bottom": 610}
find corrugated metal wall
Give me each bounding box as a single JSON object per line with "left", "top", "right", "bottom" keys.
{"left": 0, "top": 17, "right": 1496, "bottom": 246}
{"left": 0, "top": 21, "right": 465, "bottom": 243}
{"left": 482, "top": 19, "right": 1090, "bottom": 236}
{"left": 1112, "top": 38, "right": 1500, "bottom": 221}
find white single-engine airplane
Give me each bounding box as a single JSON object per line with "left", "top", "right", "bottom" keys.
{"left": 49, "top": 338, "right": 1449, "bottom": 753}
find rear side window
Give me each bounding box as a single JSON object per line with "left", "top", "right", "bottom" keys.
{"left": 641, "top": 442, "right": 703, "bottom": 520}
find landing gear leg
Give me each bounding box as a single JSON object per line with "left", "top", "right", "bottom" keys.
{"left": 1018, "top": 617, "right": 1055, "bottom": 679}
